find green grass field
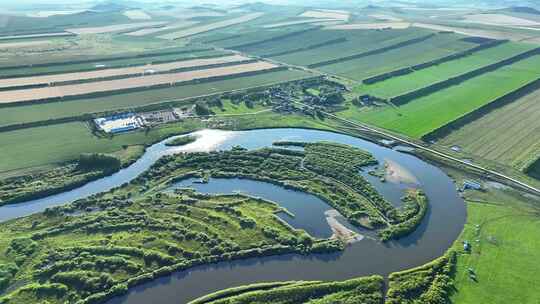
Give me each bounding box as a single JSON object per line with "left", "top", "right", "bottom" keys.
{"left": 0, "top": 69, "right": 311, "bottom": 127}
{"left": 438, "top": 87, "right": 540, "bottom": 171}
{"left": 270, "top": 28, "right": 437, "bottom": 66}
{"left": 357, "top": 42, "right": 535, "bottom": 98}
{"left": 317, "top": 33, "right": 479, "bottom": 81}
{"left": 0, "top": 107, "right": 334, "bottom": 173}
{"left": 451, "top": 199, "right": 540, "bottom": 304}
{"left": 0, "top": 121, "right": 203, "bottom": 172}
{"left": 341, "top": 54, "right": 540, "bottom": 138}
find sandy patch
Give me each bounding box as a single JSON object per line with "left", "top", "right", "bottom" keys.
{"left": 158, "top": 13, "right": 264, "bottom": 40}
{"left": 300, "top": 10, "right": 349, "bottom": 21}
{"left": 327, "top": 22, "right": 411, "bottom": 30}
{"left": 384, "top": 159, "right": 419, "bottom": 185}
{"left": 369, "top": 14, "right": 403, "bottom": 22}
{"left": 123, "top": 10, "right": 152, "bottom": 20}
{"left": 125, "top": 21, "right": 199, "bottom": 36}
{"left": 66, "top": 22, "right": 167, "bottom": 35}
{"left": 0, "top": 55, "right": 250, "bottom": 89}
{"left": 0, "top": 40, "right": 52, "bottom": 49}
{"left": 0, "top": 32, "right": 72, "bottom": 40}
{"left": 27, "top": 10, "right": 87, "bottom": 18}
{"left": 263, "top": 18, "right": 338, "bottom": 28}
{"left": 0, "top": 61, "right": 278, "bottom": 104}
{"left": 463, "top": 14, "right": 540, "bottom": 27}
{"left": 325, "top": 210, "right": 363, "bottom": 243}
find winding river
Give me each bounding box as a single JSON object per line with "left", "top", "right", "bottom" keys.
{"left": 0, "top": 129, "right": 466, "bottom": 304}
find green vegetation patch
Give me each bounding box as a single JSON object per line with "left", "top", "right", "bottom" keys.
{"left": 343, "top": 53, "right": 540, "bottom": 138}
{"left": 192, "top": 276, "right": 384, "bottom": 304}
{"left": 165, "top": 135, "right": 197, "bottom": 147}
{"left": 450, "top": 200, "right": 540, "bottom": 304}
{"left": 317, "top": 32, "right": 476, "bottom": 81}
{"left": 438, "top": 86, "right": 540, "bottom": 171}
{"left": 357, "top": 42, "right": 535, "bottom": 99}
{"left": 0, "top": 189, "right": 329, "bottom": 304}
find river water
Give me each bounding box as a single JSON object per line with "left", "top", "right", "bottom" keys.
{"left": 0, "top": 128, "right": 465, "bottom": 304}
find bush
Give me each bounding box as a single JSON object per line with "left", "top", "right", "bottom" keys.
{"left": 77, "top": 153, "right": 121, "bottom": 172}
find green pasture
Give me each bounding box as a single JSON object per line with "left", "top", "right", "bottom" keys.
{"left": 451, "top": 198, "right": 540, "bottom": 304}
{"left": 357, "top": 42, "right": 536, "bottom": 98}
{"left": 341, "top": 54, "right": 540, "bottom": 138}
{"left": 318, "top": 33, "right": 477, "bottom": 81}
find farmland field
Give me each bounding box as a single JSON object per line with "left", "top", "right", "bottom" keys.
{"left": 0, "top": 48, "right": 227, "bottom": 77}
{"left": 342, "top": 53, "right": 540, "bottom": 138}
{"left": 265, "top": 28, "right": 437, "bottom": 66}
{"left": 124, "top": 21, "right": 199, "bottom": 36}
{"left": 65, "top": 21, "right": 168, "bottom": 35}
{"left": 316, "top": 33, "right": 479, "bottom": 80}
{"left": 157, "top": 13, "right": 264, "bottom": 40}
{"left": 0, "top": 61, "right": 278, "bottom": 104}
{"left": 358, "top": 42, "right": 535, "bottom": 98}
{"left": 438, "top": 87, "right": 540, "bottom": 170}
{"left": 0, "top": 68, "right": 311, "bottom": 127}
{"left": 0, "top": 54, "right": 250, "bottom": 90}
{"left": 1, "top": 2, "right": 540, "bottom": 304}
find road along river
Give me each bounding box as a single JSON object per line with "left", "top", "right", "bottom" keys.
{"left": 0, "top": 128, "right": 466, "bottom": 304}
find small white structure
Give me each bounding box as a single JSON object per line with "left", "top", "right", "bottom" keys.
{"left": 94, "top": 113, "right": 144, "bottom": 134}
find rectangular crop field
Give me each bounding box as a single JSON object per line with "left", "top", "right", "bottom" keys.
{"left": 357, "top": 42, "right": 536, "bottom": 98}
{"left": 65, "top": 22, "right": 168, "bottom": 35}
{"left": 438, "top": 87, "right": 540, "bottom": 170}
{"left": 124, "top": 21, "right": 199, "bottom": 36}
{"left": 0, "top": 69, "right": 311, "bottom": 127}
{"left": 342, "top": 54, "right": 540, "bottom": 138}
{"left": 269, "top": 28, "right": 436, "bottom": 66}
{"left": 0, "top": 49, "right": 228, "bottom": 78}
{"left": 158, "top": 13, "right": 264, "bottom": 40}
{"left": 0, "top": 61, "right": 278, "bottom": 104}
{"left": 317, "top": 33, "right": 478, "bottom": 81}
{"left": 0, "top": 55, "right": 250, "bottom": 89}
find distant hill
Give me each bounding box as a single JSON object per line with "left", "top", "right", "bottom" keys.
{"left": 91, "top": 0, "right": 141, "bottom": 12}
{"left": 506, "top": 6, "right": 540, "bottom": 15}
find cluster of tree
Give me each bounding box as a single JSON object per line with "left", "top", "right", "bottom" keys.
{"left": 379, "top": 191, "right": 428, "bottom": 241}
{"left": 77, "top": 153, "right": 121, "bottom": 172}
{"left": 199, "top": 276, "right": 384, "bottom": 304}
{"left": 386, "top": 251, "right": 456, "bottom": 304}
{"left": 0, "top": 263, "right": 18, "bottom": 291}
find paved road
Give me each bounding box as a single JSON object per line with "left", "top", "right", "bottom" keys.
{"left": 294, "top": 101, "right": 540, "bottom": 196}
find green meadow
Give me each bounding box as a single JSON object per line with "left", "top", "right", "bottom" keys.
{"left": 342, "top": 54, "right": 540, "bottom": 138}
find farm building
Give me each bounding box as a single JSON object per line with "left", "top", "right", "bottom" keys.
{"left": 94, "top": 113, "right": 145, "bottom": 134}
{"left": 463, "top": 180, "right": 483, "bottom": 191}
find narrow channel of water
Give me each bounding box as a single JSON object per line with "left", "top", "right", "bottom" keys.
{"left": 0, "top": 128, "right": 466, "bottom": 304}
